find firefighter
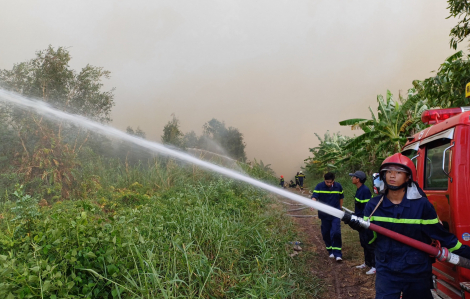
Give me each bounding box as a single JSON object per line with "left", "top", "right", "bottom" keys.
{"left": 346, "top": 153, "right": 470, "bottom": 299}
{"left": 288, "top": 180, "right": 296, "bottom": 188}
{"left": 297, "top": 171, "right": 305, "bottom": 190}
{"left": 312, "top": 172, "right": 344, "bottom": 261}
{"left": 279, "top": 175, "right": 285, "bottom": 188}
{"left": 349, "top": 170, "right": 376, "bottom": 275}
{"left": 372, "top": 172, "right": 382, "bottom": 194}
{"left": 295, "top": 172, "right": 300, "bottom": 187}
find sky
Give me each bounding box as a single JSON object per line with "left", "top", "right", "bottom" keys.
{"left": 0, "top": 0, "right": 463, "bottom": 179}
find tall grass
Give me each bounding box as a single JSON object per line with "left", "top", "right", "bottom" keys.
{"left": 0, "top": 155, "right": 322, "bottom": 298}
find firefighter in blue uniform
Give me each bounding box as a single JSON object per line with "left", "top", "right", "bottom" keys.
{"left": 295, "top": 172, "right": 300, "bottom": 187}
{"left": 346, "top": 153, "right": 470, "bottom": 299}
{"left": 312, "top": 172, "right": 344, "bottom": 261}
{"left": 297, "top": 171, "right": 305, "bottom": 190}
{"left": 279, "top": 175, "right": 285, "bottom": 188}
{"left": 349, "top": 170, "right": 376, "bottom": 274}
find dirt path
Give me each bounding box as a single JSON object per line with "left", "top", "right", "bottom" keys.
{"left": 284, "top": 189, "right": 376, "bottom": 299}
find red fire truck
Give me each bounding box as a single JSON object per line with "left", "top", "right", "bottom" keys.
{"left": 401, "top": 86, "right": 470, "bottom": 298}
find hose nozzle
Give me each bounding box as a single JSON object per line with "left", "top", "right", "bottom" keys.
{"left": 437, "top": 248, "right": 470, "bottom": 269}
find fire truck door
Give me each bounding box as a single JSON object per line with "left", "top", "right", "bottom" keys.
{"left": 422, "top": 138, "right": 461, "bottom": 297}
{"left": 423, "top": 138, "right": 453, "bottom": 233}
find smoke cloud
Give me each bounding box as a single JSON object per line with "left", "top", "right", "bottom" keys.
{"left": 0, "top": 0, "right": 461, "bottom": 178}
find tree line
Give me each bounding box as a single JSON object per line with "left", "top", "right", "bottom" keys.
{"left": 161, "top": 115, "right": 247, "bottom": 162}
{"left": 0, "top": 46, "right": 247, "bottom": 200}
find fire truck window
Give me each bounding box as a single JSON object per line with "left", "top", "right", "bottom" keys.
{"left": 424, "top": 139, "right": 451, "bottom": 190}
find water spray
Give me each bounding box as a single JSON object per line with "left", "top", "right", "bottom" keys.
{"left": 1, "top": 88, "right": 470, "bottom": 270}
{"left": 0, "top": 89, "right": 345, "bottom": 220}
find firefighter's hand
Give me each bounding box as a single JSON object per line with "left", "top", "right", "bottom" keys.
{"left": 348, "top": 219, "right": 364, "bottom": 231}
{"left": 343, "top": 215, "right": 364, "bottom": 231}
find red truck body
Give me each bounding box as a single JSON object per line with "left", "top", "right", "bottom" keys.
{"left": 403, "top": 110, "right": 470, "bottom": 298}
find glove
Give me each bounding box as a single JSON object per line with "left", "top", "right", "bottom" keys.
{"left": 347, "top": 219, "right": 364, "bottom": 231}
{"left": 342, "top": 212, "right": 364, "bottom": 231}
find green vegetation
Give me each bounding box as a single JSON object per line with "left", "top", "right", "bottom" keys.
{"left": 304, "top": 0, "right": 470, "bottom": 178}
{"left": 305, "top": 52, "right": 470, "bottom": 177}
{"left": 163, "top": 116, "right": 248, "bottom": 162}
{"left": 126, "top": 127, "right": 146, "bottom": 139}
{"left": 448, "top": 0, "right": 470, "bottom": 49}
{"left": 162, "top": 115, "right": 185, "bottom": 148}
{"left": 0, "top": 46, "right": 321, "bottom": 298}
{"left": 0, "top": 46, "right": 115, "bottom": 201}
{"left": 0, "top": 156, "right": 323, "bottom": 298}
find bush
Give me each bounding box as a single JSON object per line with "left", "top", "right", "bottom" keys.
{"left": 0, "top": 166, "right": 321, "bottom": 298}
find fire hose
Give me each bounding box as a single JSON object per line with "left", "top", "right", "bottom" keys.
{"left": 342, "top": 212, "right": 470, "bottom": 269}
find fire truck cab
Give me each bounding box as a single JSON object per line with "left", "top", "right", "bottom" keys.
{"left": 402, "top": 87, "right": 470, "bottom": 298}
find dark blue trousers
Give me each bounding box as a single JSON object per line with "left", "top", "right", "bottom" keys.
{"left": 320, "top": 217, "right": 342, "bottom": 258}
{"left": 359, "top": 229, "right": 375, "bottom": 267}
{"left": 375, "top": 273, "right": 433, "bottom": 299}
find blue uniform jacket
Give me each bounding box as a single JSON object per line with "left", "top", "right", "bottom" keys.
{"left": 311, "top": 181, "right": 344, "bottom": 220}
{"left": 364, "top": 193, "right": 470, "bottom": 281}
{"left": 354, "top": 184, "right": 371, "bottom": 218}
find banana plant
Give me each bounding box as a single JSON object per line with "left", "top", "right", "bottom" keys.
{"left": 338, "top": 90, "right": 428, "bottom": 171}
{"left": 305, "top": 131, "right": 351, "bottom": 173}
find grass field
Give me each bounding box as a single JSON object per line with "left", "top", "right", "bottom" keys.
{"left": 0, "top": 157, "right": 323, "bottom": 298}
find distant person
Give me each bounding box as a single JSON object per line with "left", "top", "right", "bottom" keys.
{"left": 349, "top": 170, "right": 376, "bottom": 275}
{"left": 288, "top": 180, "right": 296, "bottom": 188}
{"left": 372, "top": 172, "right": 384, "bottom": 195}
{"left": 297, "top": 171, "right": 305, "bottom": 190}
{"left": 279, "top": 175, "right": 285, "bottom": 188}
{"left": 295, "top": 172, "right": 300, "bottom": 187}
{"left": 311, "top": 172, "right": 344, "bottom": 261}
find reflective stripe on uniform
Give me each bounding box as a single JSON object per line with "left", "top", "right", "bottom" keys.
{"left": 326, "top": 246, "right": 342, "bottom": 250}
{"left": 314, "top": 190, "right": 344, "bottom": 194}
{"left": 363, "top": 216, "right": 439, "bottom": 225}
{"left": 449, "top": 241, "right": 462, "bottom": 253}
{"left": 369, "top": 231, "right": 377, "bottom": 244}
{"left": 355, "top": 197, "right": 370, "bottom": 203}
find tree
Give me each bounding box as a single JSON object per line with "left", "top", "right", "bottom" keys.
{"left": 340, "top": 90, "right": 427, "bottom": 160}
{"left": 201, "top": 118, "right": 246, "bottom": 162}
{"left": 447, "top": 0, "right": 470, "bottom": 49}
{"left": 255, "top": 159, "right": 275, "bottom": 176}
{"left": 126, "top": 126, "right": 146, "bottom": 139}
{"left": 415, "top": 51, "right": 470, "bottom": 107}
{"left": 0, "top": 46, "right": 115, "bottom": 199}
{"left": 183, "top": 131, "right": 198, "bottom": 148}
{"left": 304, "top": 90, "right": 428, "bottom": 176}
{"left": 0, "top": 45, "right": 114, "bottom": 122}
{"left": 161, "top": 115, "right": 184, "bottom": 147}
{"left": 304, "top": 131, "right": 351, "bottom": 174}
{"left": 135, "top": 127, "right": 146, "bottom": 139}
{"left": 126, "top": 126, "right": 135, "bottom": 135}
{"left": 223, "top": 127, "right": 247, "bottom": 162}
